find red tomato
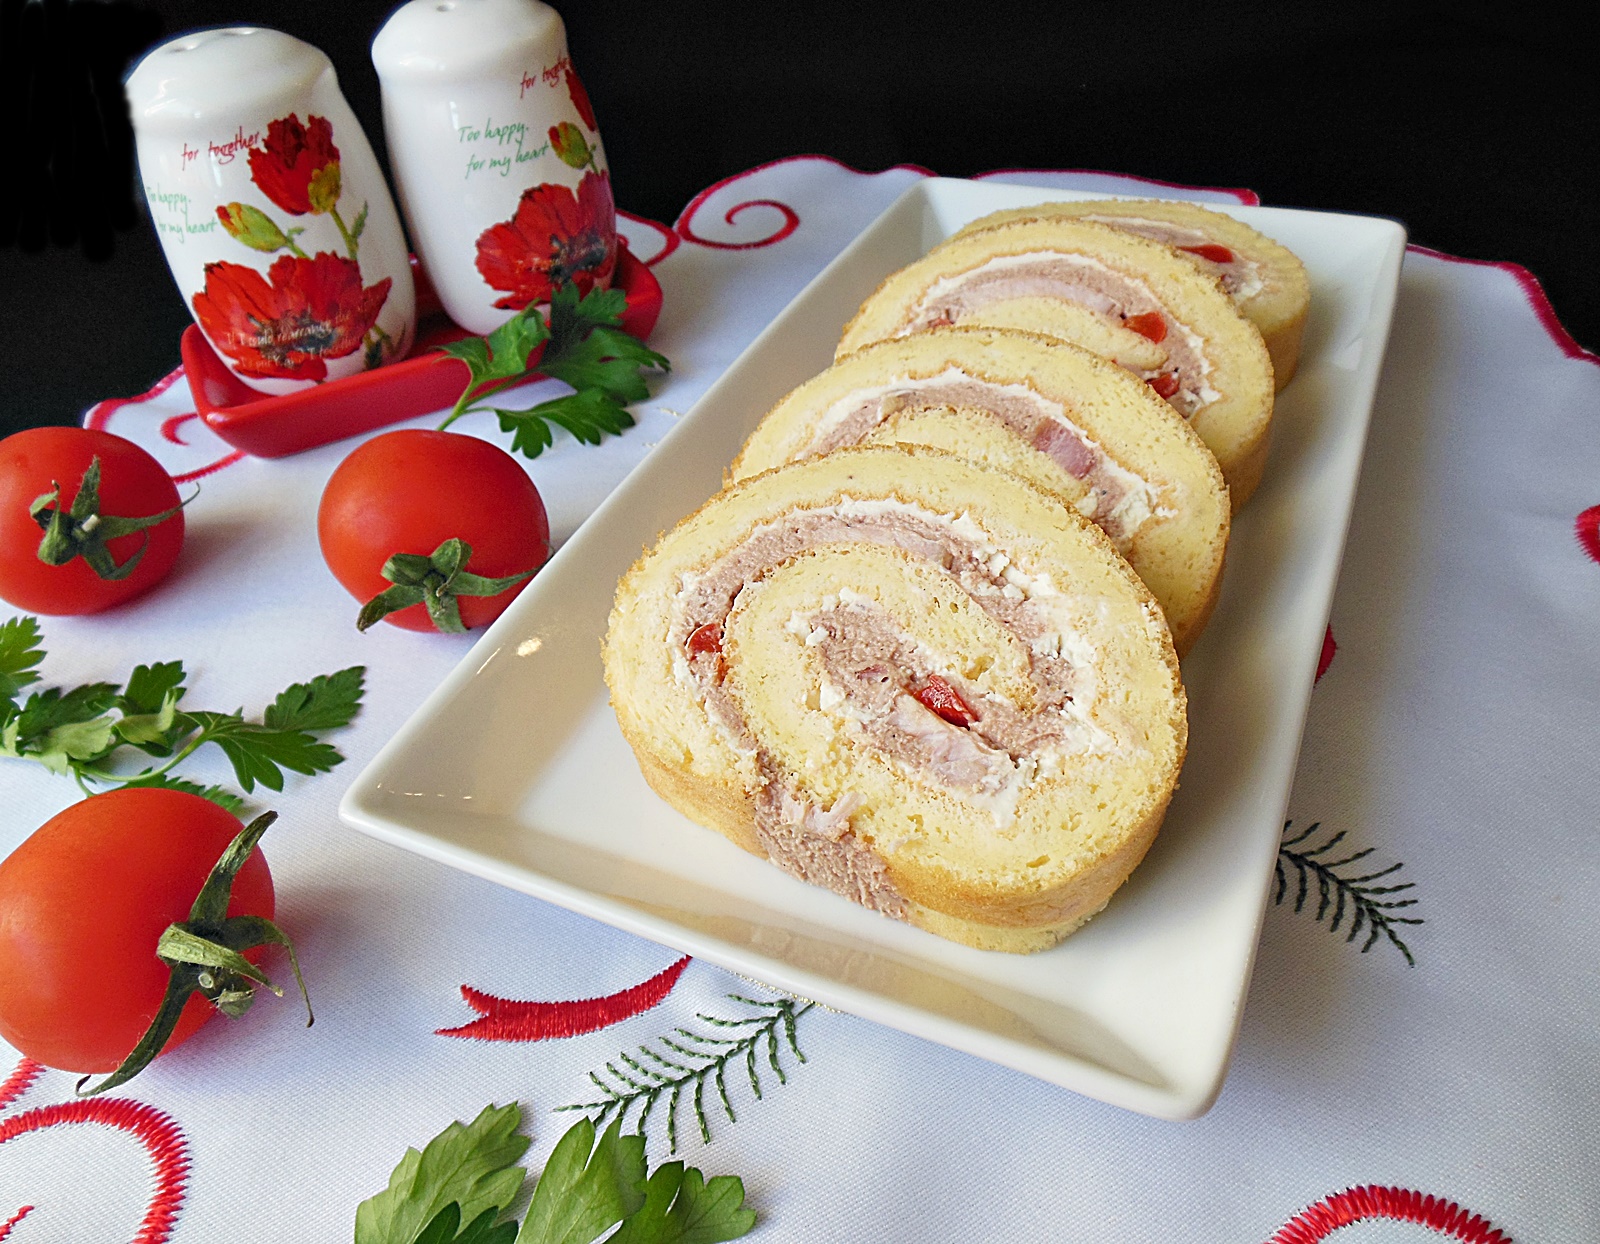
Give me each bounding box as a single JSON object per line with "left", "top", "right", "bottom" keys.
{"left": 317, "top": 429, "right": 550, "bottom": 632}
{"left": 913, "top": 675, "right": 976, "bottom": 727}
{"left": 1180, "top": 242, "right": 1236, "bottom": 265}
{"left": 1123, "top": 311, "right": 1168, "bottom": 344}
{"left": 0, "top": 427, "right": 185, "bottom": 615}
{"left": 0, "top": 789, "right": 274, "bottom": 1074}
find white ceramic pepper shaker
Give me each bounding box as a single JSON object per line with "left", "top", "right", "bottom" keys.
{"left": 126, "top": 26, "right": 415, "bottom": 396}
{"left": 372, "top": 0, "right": 616, "bottom": 336}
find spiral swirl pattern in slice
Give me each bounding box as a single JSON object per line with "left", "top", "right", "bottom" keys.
{"left": 604, "top": 448, "right": 1187, "bottom": 953}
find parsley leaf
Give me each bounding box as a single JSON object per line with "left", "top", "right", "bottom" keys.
{"left": 413, "top": 1204, "right": 518, "bottom": 1244}
{"left": 115, "top": 661, "right": 187, "bottom": 751}
{"left": 435, "top": 281, "right": 668, "bottom": 461}
{"left": 493, "top": 388, "right": 637, "bottom": 460}
{"left": 121, "top": 660, "right": 187, "bottom": 715}
{"left": 609, "top": 1165, "right": 757, "bottom": 1244}
{"left": 438, "top": 308, "right": 550, "bottom": 393}
{"left": 179, "top": 711, "right": 343, "bottom": 793}
{"left": 119, "top": 772, "right": 246, "bottom": 815}
{"left": 544, "top": 283, "right": 627, "bottom": 358}
{"left": 357, "top": 1111, "right": 756, "bottom": 1244}
{"left": 539, "top": 325, "right": 667, "bottom": 405}
{"left": 0, "top": 615, "right": 45, "bottom": 704}
{"left": 263, "top": 666, "right": 366, "bottom": 733}
{"left": 355, "top": 1103, "right": 529, "bottom": 1244}
{"left": 517, "top": 1119, "right": 647, "bottom": 1244}
{"left": 0, "top": 617, "right": 363, "bottom": 806}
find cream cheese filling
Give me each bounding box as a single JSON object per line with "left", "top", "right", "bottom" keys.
{"left": 903, "top": 252, "right": 1223, "bottom": 419}
{"left": 669, "top": 499, "right": 1114, "bottom": 780}
{"left": 1081, "top": 213, "right": 1268, "bottom": 302}
{"left": 799, "top": 367, "right": 1167, "bottom": 549}
{"left": 786, "top": 588, "right": 1116, "bottom": 828}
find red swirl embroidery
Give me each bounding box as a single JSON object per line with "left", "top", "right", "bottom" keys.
{"left": 1270, "top": 1185, "right": 1511, "bottom": 1243}
{"left": 83, "top": 366, "right": 187, "bottom": 430}
{"left": 159, "top": 414, "right": 199, "bottom": 445}
{"left": 170, "top": 450, "right": 247, "bottom": 485}
{"left": 1576, "top": 505, "right": 1600, "bottom": 564}
{"left": 0, "top": 1058, "right": 190, "bottom": 1244}
{"left": 618, "top": 209, "right": 681, "bottom": 266}
{"left": 84, "top": 365, "right": 247, "bottom": 483}
{"left": 438, "top": 955, "right": 691, "bottom": 1041}
{"left": 677, "top": 171, "right": 799, "bottom": 250}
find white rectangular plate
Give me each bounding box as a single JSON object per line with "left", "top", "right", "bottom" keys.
{"left": 341, "top": 178, "right": 1406, "bottom": 1119}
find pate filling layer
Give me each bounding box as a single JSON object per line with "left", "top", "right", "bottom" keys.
{"left": 668, "top": 498, "right": 1112, "bottom": 916}
{"left": 901, "top": 252, "right": 1222, "bottom": 419}
{"left": 1081, "top": 213, "right": 1267, "bottom": 302}
{"left": 799, "top": 368, "right": 1165, "bottom": 550}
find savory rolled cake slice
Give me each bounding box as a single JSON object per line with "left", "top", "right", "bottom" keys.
{"left": 603, "top": 446, "right": 1187, "bottom": 954}
{"left": 952, "top": 198, "right": 1311, "bottom": 389}
{"left": 837, "top": 218, "right": 1275, "bottom": 507}
{"left": 731, "top": 326, "right": 1230, "bottom": 654}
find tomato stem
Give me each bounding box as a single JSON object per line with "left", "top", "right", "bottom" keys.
{"left": 75, "top": 811, "right": 311, "bottom": 1097}
{"left": 30, "top": 456, "right": 195, "bottom": 582}
{"left": 355, "top": 537, "right": 541, "bottom": 633}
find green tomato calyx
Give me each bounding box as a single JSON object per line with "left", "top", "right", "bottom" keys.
{"left": 355, "top": 537, "right": 542, "bottom": 633}
{"left": 75, "top": 809, "right": 311, "bottom": 1098}
{"left": 30, "top": 456, "right": 193, "bottom": 582}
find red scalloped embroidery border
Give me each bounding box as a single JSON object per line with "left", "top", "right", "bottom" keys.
{"left": 0, "top": 1059, "right": 190, "bottom": 1244}
{"left": 670, "top": 154, "right": 1261, "bottom": 254}
{"left": 1406, "top": 243, "right": 1598, "bottom": 368}
{"left": 438, "top": 954, "right": 691, "bottom": 1041}
{"left": 1270, "top": 1185, "right": 1511, "bottom": 1243}
{"left": 618, "top": 209, "right": 681, "bottom": 266}
{"left": 1315, "top": 625, "right": 1337, "bottom": 683}
{"left": 973, "top": 166, "right": 1259, "bottom": 204}
{"left": 1575, "top": 505, "right": 1600, "bottom": 564}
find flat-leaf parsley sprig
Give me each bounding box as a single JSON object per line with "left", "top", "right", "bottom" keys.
{"left": 354, "top": 1104, "right": 756, "bottom": 1244}
{"left": 434, "top": 283, "right": 669, "bottom": 461}
{"left": 0, "top": 615, "right": 364, "bottom": 811}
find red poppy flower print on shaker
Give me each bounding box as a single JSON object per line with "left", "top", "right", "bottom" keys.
{"left": 474, "top": 170, "right": 617, "bottom": 309}
{"left": 248, "top": 113, "right": 341, "bottom": 216}
{"left": 191, "top": 253, "right": 392, "bottom": 380}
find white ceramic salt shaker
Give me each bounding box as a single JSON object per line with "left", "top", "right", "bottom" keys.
{"left": 126, "top": 27, "right": 415, "bottom": 395}
{"left": 372, "top": 0, "right": 616, "bottom": 336}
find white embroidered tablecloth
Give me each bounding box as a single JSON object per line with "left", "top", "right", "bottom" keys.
{"left": 1, "top": 159, "right": 1597, "bottom": 1243}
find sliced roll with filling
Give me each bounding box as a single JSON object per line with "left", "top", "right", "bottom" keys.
{"left": 604, "top": 446, "right": 1187, "bottom": 954}
{"left": 731, "top": 326, "right": 1230, "bottom": 654}
{"left": 837, "top": 218, "right": 1275, "bottom": 507}
{"left": 952, "top": 198, "right": 1311, "bottom": 389}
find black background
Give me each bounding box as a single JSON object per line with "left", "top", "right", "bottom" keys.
{"left": 1, "top": 0, "right": 1593, "bottom": 438}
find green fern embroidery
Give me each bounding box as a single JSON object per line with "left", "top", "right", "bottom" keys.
{"left": 559, "top": 993, "right": 812, "bottom": 1153}
{"left": 1276, "top": 821, "right": 1422, "bottom": 965}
